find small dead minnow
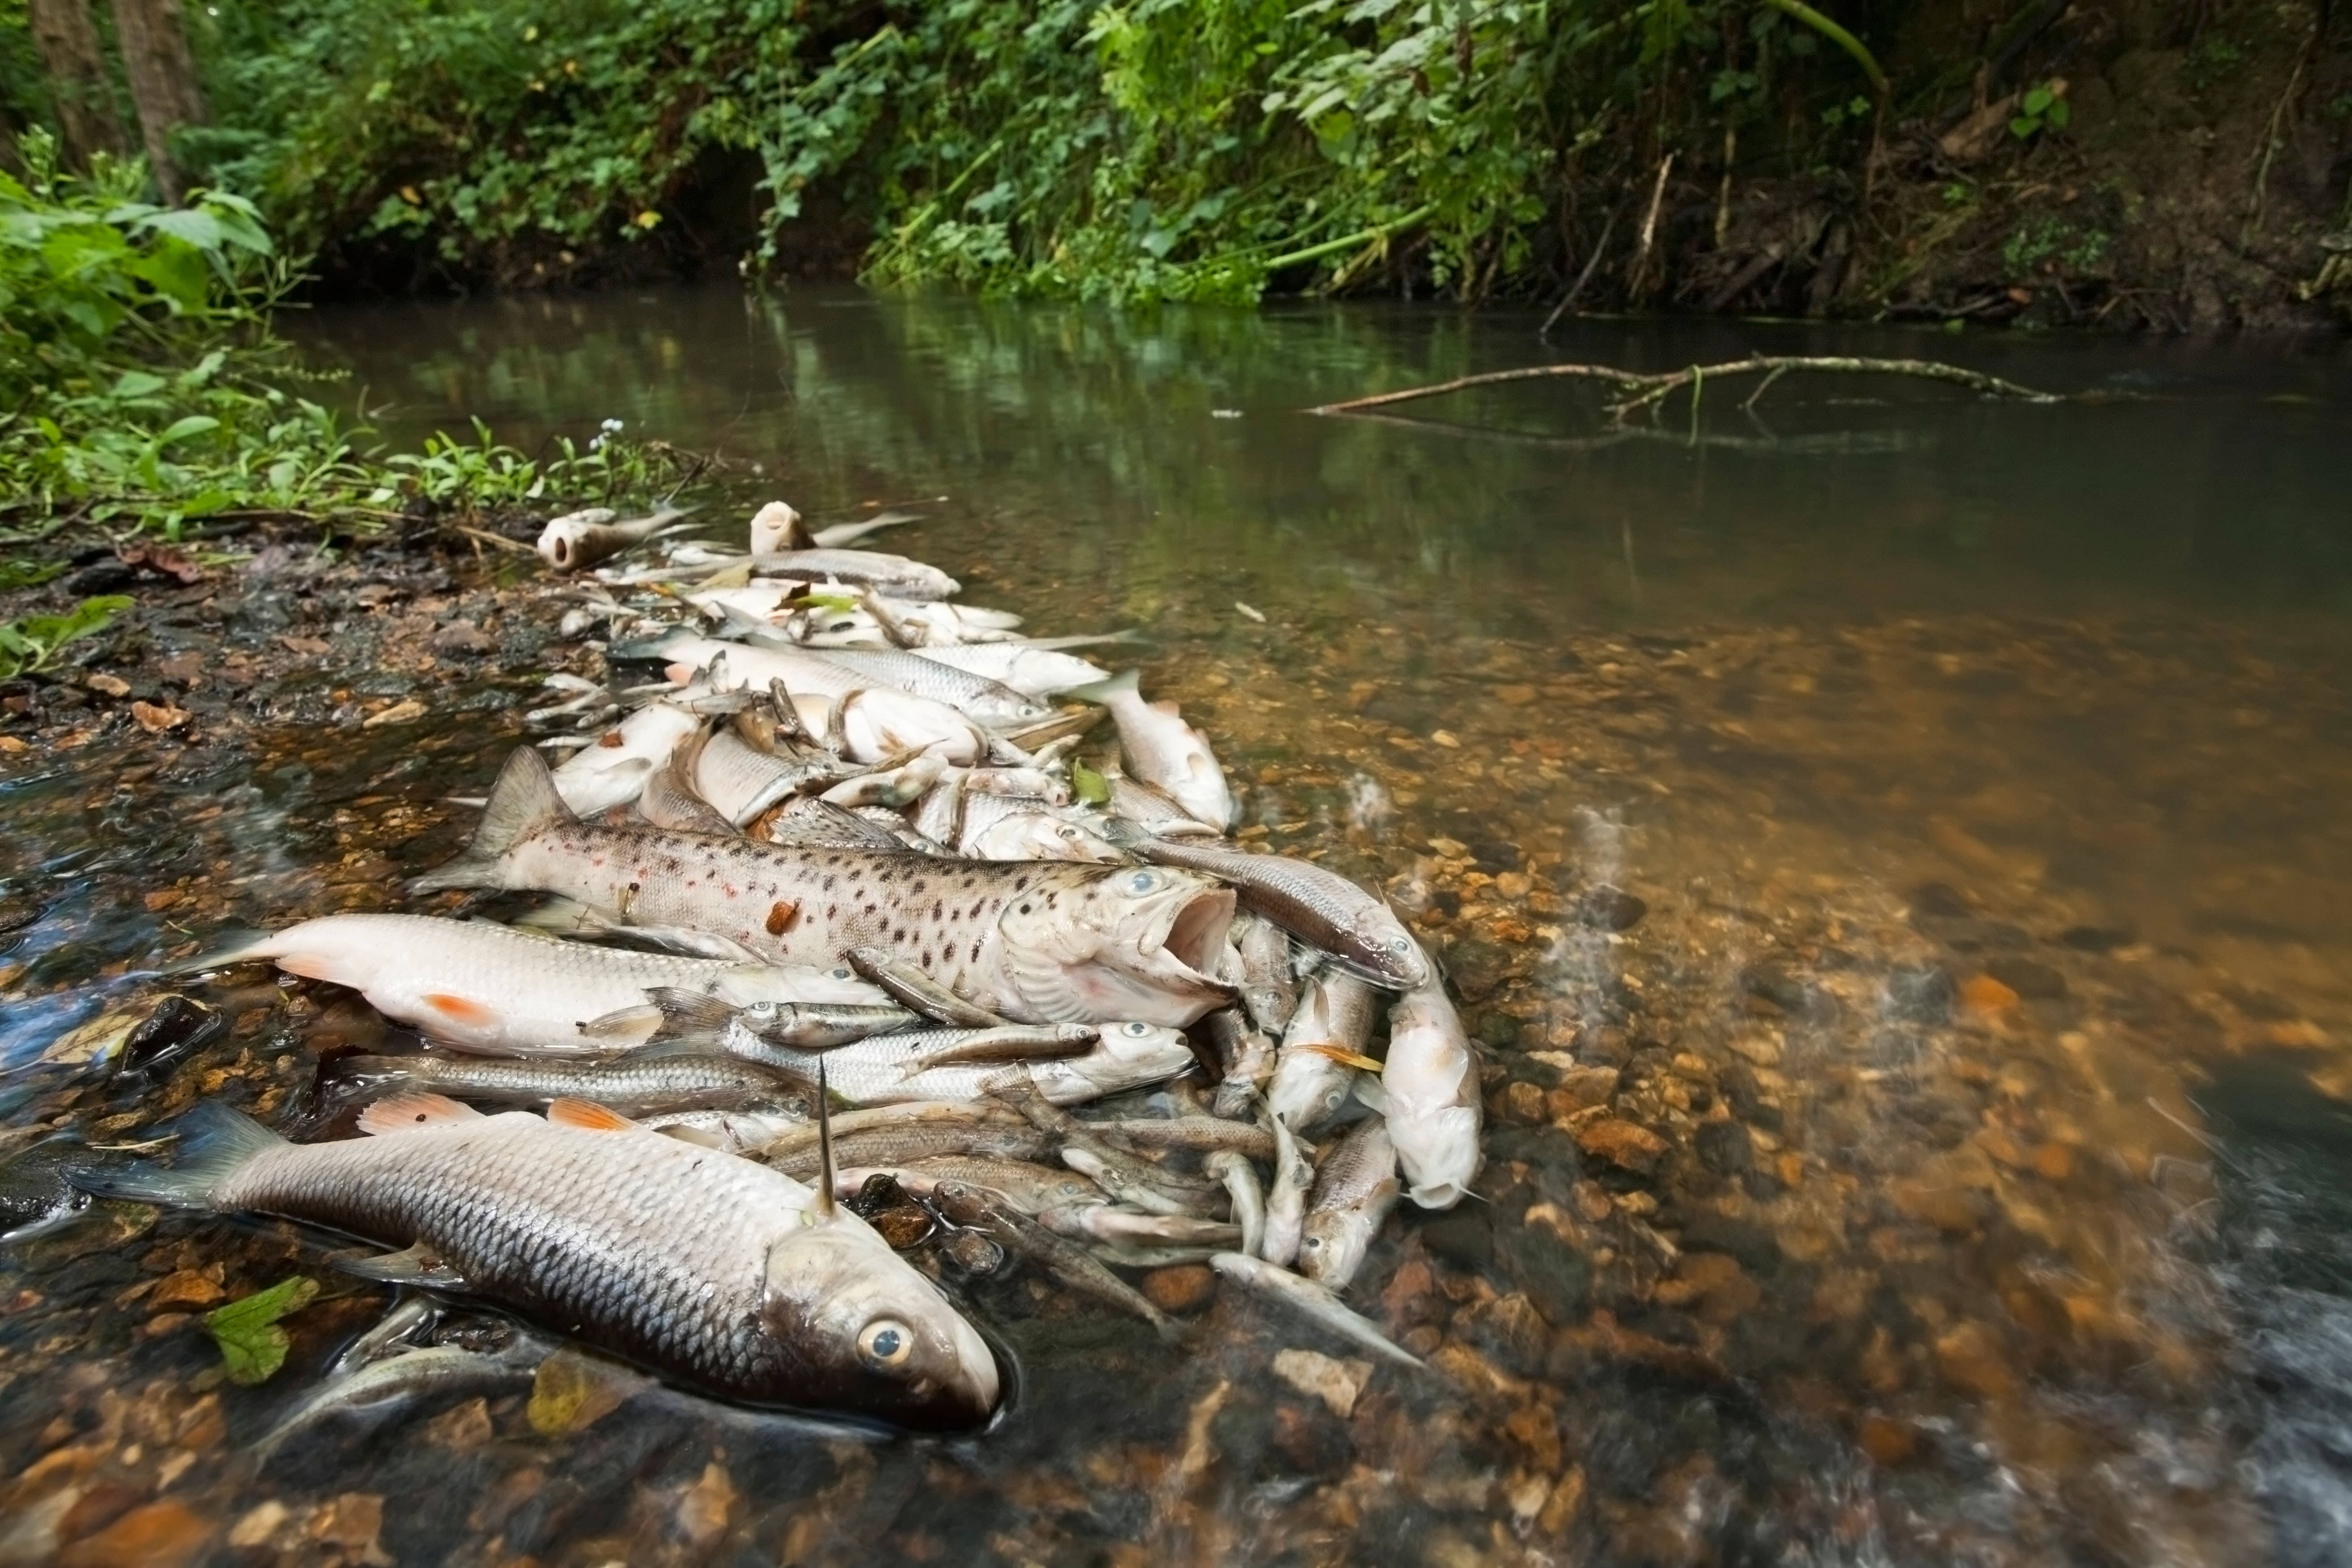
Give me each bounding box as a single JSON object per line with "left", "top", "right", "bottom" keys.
{"left": 1270, "top": 969, "right": 1379, "bottom": 1134}
{"left": 1297, "top": 1116, "right": 1400, "bottom": 1292}
{"left": 336, "top": 1052, "right": 808, "bottom": 1117}
{"left": 258, "top": 1337, "right": 548, "bottom": 1465}
{"left": 1261, "top": 1109, "right": 1312, "bottom": 1269}
{"left": 1070, "top": 670, "right": 1235, "bottom": 831}
{"left": 927, "top": 1180, "right": 1176, "bottom": 1339}
{"left": 1206, "top": 1150, "right": 1265, "bottom": 1260}
{"left": 1209, "top": 1252, "right": 1423, "bottom": 1371}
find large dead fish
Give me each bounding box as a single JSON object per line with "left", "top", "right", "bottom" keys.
{"left": 411, "top": 748, "right": 1236, "bottom": 1027}
{"left": 178, "top": 913, "right": 884, "bottom": 1054}
{"left": 745, "top": 549, "right": 958, "bottom": 602}
{"left": 1383, "top": 955, "right": 1483, "bottom": 1210}
{"left": 1297, "top": 1116, "right": 1400, "bottom": 1291}
{"left": 83, "top": 1097, "right": 999, "bottom": 1427}
{"left": 631, "top": 632, "right": 990, "bottom": 764}
{"left": 551, "top": 702, "right": 704, "bottom": 817}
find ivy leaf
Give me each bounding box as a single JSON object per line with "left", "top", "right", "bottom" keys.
{"left": 203, "top": 1275, "right": 320, "bottom": 1385}
{"left": 1071, "top": 760, "right": 1111, "bottom": 805}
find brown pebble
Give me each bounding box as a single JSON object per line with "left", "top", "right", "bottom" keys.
{"left": 145, "top": 1269, "right": 224, "bottom": 1311}
{"left": 2031, "top": 1142, "right": 2075, "bottom": 1182}
{"left": 1573, "top": 1117, "right": 1667, "bottom": 1174}
{"left": 1501, "top": 1081, "right": 1547, "bottom": 1125}
{"left": 1934, "top": 1322, "right": 2017, "bottom": 1400}
{"left": 309, "top": 1493, "right": 384, "bottom": 1552}
{"left": 870, "top": 1207, "right": 936, "bottom": 1249}
{"left": 1141, "top": 1264, "right": 1215, "bottom": 1314}
{"left": 1892, "top": 1179, "right": 1989, "bottom": 1235}
{"left": 1857, "top": 1414, "right": 1917, "bottom": 1466}
{"left": 422, "top": 1396, "right": 493, "bottom": 1452}
{"left": 58, "top": 1500, "right": 210, "bottom": 1568}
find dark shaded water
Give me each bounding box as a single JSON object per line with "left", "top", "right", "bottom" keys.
{"left": 4, "top": 288, "right": 2352, "bottom": 1565}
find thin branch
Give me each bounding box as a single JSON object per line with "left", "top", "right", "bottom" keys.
{"left": 1310, "top": 353, "right": 2070, "bottom": 424}
{"left": 1541, "top": 203, "right": 1620, "bottom": 337}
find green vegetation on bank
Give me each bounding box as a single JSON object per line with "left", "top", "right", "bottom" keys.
{"left": 0, "top": 131, "right": 671, "bottom": 558}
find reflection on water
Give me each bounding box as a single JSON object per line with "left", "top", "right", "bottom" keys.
{"left": 1, "top": 289, "right": 2349, "bottom": 1564}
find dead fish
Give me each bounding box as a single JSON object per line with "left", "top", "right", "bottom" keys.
{"left": 85, "top": 1098, "right": 998, "bottom": 1427}
{"left": 1060, "top": 1148, "right": 1222, "bottom": 1219}
{"left": 1296, "top": 1116, "right": 1400, "bottom": 1292}
{"left": 539, "top": 506, "right": 684, "bottom": 572}
{"left": 1101, "top": 766, "right": 1221, "bottom": 839}
{"left": 1070, "top": 671, "right": 1236, "bottom": 831}
{"left": 410, "top": 748, "right": 1236, "bottom": 1029}
{"left": 636, "top": 989, "right": 916, "bottom": 1050}
{"left": 179, "top": 913, "right": 882, "bottom": 1055}
{"left": 258, "top": 1336, "right": 547, "bottom": 1465}
{"left": 639, "top": 1107, "right": 809, "bottom": 1155}
{"left": 1260, "top": 1108, "right": 1312, "bottom": 1268}
{"left": 767, "top": 1117, "right": 1055, "bottom": 1182}
{"left": 636, "top": 728, "right": 739, "bottom": 837}
{"left": 551, "top": 701, "right": 704, "bottom": 816}
{"left": 819, "top": 752, "right": 949, "bottom": 810}
{"left": 749, "top": 500, "right": 817, "bottom": 553}
{"left": 1207, "top": 1007, "right": 1278, "bottom": 1121}
{"left": 1206, "top": 1149, "right": 1265, "bottom": 1259}
{"left": 758, "top": 797, "right": 909, "bottom": 850}
{"left": 1383, "top": 952, "right": 1483, "bottom": 1210}
{"left": 926, "top": 1180, "right": 1176, "bottom": 1339}
{"left": 694, "top": 727, "right": 864, "bottom": 826}
{"left": 841, "top": 1156, "right": 1106, "bottom": 1217}
{"left": 1208, "top": 1252, "right": 1423, "bottom": 1370}
{"left": 1234, "top": 912, "right": 1303, "bottom": 1034}
{"left": 958, "top": 794, "right": 1125, "bottom": 863}
{"left": 1085, "top": 1116, "right": 1274, "bottom": 1160}
{"left": 900, "top": 642, "right": 1111, "bottom": 696}
{"left": 335, "top": 1052, "right": 809, "bottom": 1117}
{"left": 1103, "top": 827, "right": 1428, "bottom": 991}
{"left": 702, "top": 1010, "right": 1186, "bottom": 1107}
{"left": 1270, "top": 969, "right": 1379, "bottom": 1134}
{"left": 744, "top": 549, "right": 958, "bottom": 602}
{"left": 629, "top": 632, "right": 990, "bottom": 765}
{"left": 802, "top": 649, "right": 1053, "bottom": 727}
{"left": 1035, "top": 1204, "right": 1239, "bottom": 1249}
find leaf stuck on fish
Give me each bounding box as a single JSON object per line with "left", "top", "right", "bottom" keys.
{"left": 528, "top": 1344, "right": 653, "bottom": 1435}
{"left": 1071, "top": 761, "right": 1111, "bottom": 805}
{"left": 204, "top": 1275, "right": 320, "bottom": 1385}
{"left": 765, "top": 899, "right": 801, "bottom": 935}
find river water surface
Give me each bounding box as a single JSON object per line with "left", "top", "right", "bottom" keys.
{"left": 5, "top": 289, "right": 2352, "bottom": 1566}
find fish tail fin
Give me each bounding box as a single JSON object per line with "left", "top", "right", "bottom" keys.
{"left": 161, "top": 926, "right": 281, "bottom": 975}
{"left": 644, "top": 986, "right": 740, "bottom": 1044}
{"left": 72, "top": 1100, "right": 284, "bottom": 1208}
{"left": 408, "top": 748, "right": 577, "bottom": 893}
{"left": 1064, "top": 668, "right": 1139, "bottom": 706}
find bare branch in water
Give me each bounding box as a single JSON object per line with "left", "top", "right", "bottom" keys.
{"left": 1310, "top": 354, "right": 2076, "bottom": 426}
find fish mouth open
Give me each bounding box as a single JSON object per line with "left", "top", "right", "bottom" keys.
{"left": 1158, "top": 888, "right": 1236, "bottom": 979}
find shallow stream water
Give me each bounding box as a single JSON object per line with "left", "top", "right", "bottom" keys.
{"left": 4, "top": 290, "right": 2352, "bottom": 1565}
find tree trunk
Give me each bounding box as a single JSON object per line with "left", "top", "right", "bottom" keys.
{"left": 26, "top": 0, "right": 128, "bottom": 172}
{"left": 109, "top": 0, "right": 208, "bottom": 202}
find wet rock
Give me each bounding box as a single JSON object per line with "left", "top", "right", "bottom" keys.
{"left": 1141, "top": 1264, "right": 1215, "bottom": 1314}
{"left": 1271, "top": 1348, "right": 1372, "bottom": 1417}
{"left": 674, "top": 1462, "right": 737, "bottom": 1551}
{"left": 1573, "top": 1118, "right": 1667, "bottom": 1174}
{"left": 1574, "top": 1025, "right": 1633, "bottom": 1067}
{"left": 1546, "top": 1065, "right": 1619, "bottom": 1115}
{"left": 1883, "top": 963, "right": 1956, "bottom": 1024}
{"left": 1676, "top": 1214, "right": 1782, "bottom": 1277}
{"left": 2059, "top": 924, "right": 2133, "bottom": 952}
{"left": 429, "top": 621, "right": 496, "bottom": 656}
{"left": 1574, "top": 886, "right": 1646, "bottom": 931}
{"left": 1934, "top": 1322, "right": 2017, "bottom": 1400}
{"left": 1474, "top": 1011, "right": 1521, "bottom": 1050}
{"left": 1909, "top": 882, "right": 1972, "bottom": 918}
{"left": 120, "top": 996, "right": 224, "bottom": 1076}
{"left": 1441, "top": 935, "right": 1516, "bottom": 1000}
{"left": 227, "top": 1502, "right": 289, "bottom": 1550}
{"left": 1499, "top": 1081, "right": 1547, "bottom": 1125}
{"left": 1419, "top": 1208, "right": 1495, "bottom": 1270}
{"left": 1857, "top": 1413, "right": 1917, "bottom": 1466}
{"left": 1960, "top": 974, "right": 2019, "bottom": 1015}
{"left": 940, "top": 1230, "right": 1005, "bottom": 1276}
{"left": 309, "top": 1493, "right": 385, "bottom": 1559}
{"left": 869, "top": 1206, "right": 936, "bottom": 1250}
{"left": 1456, "top": 1291, "right": 1549, "bottom": 1375}
{"left": 1500, "top": 1227, "right": 1590, "bottom": 1325}
{"left": 1893, "top": 1179, "right": 1990, "bottom": 1234}
{"left": 1740, "top": 963, "right": 1837, "bottom": 1019}
{"left": 1983, "top": 956, "right": 2067, "bottom": 999}
{"left": 1651, "top": 1252, "right": 1760, "bottom": 1325}
{"left": 1693, "top": 1120, "right": 1752, "bottom": 1176}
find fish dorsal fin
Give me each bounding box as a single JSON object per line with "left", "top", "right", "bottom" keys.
{"left": 409, "top": 748, "right": 579, "bottom": 895}
{"left": 638, "top": 726, "right": 739, "bottom": 837}
{"left": 358, "top": 1092, "right": 484, "bottom": 1135}
{"left": 812, "top": 1057, "right": 838, "bottom": 1221}
{"left": 547, "top": 1098, "right": 636, "bottom": 1132}
{"left": 642, "top": 986, "right": 740, "bottom": 1044}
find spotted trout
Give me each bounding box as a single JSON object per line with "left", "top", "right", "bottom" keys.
{"left": 83, "top": 1097, "right": 999, "bottom": 1428}
{"left": 412, "top": 749, "right": 1236, "bottom": 1027}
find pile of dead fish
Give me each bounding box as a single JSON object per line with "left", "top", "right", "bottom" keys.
{"left": 96, "top": 498, "right": 1483, "bottom": 1431}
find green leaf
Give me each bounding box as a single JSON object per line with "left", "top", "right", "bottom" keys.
{"left": 2009, "top": 116, "right": 2038, "bottom": 139}
{"left": 2046, "top": 99, "right": 2071, "bottom": 128}
{"left": 155, "top": 415, "right": 221, "bottom": 447}
{"left": 2022, "top": 86, "right": 2053, "bottom": 116}
{"left": 110, "top": 370, "right": 168, "bottom": 400}
{"left": 135, "top": 208, "right": 228, "bottom": 252}
{"left": 1071, "top": 759, "right": 1111, "bottom": 805}
{"left": 203, "top": 1275, "right": 320, "bottom": 1385}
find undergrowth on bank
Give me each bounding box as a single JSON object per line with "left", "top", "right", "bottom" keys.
{"left": 0, "top": 132, "right": 669, "bottom": 547}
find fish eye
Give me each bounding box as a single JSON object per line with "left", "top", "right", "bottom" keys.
{"left": 1123, "top": 870, "right": 1164, "bottom": 895}
{"left": 857, "top": 1318, "right": 914, "bottom": 1371}
{"left": 1387, "top": 935, "right": 1414, "bottom": 954}
{"left": 747, "top": 1000, "right": 777, "bottom": 1017}
{"left": 1122, "top": 1021, "right": 1152, "bottom": 1038}
{"left": 829, "top": 967, "right": 854, "bottom": 980}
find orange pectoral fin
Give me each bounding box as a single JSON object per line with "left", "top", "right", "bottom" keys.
{"left": 420, "top": 993, "right": 501, "bottom": 1028}
{"left": 547, "top": 1098, "right": 636, "bottom": 1133}
{"left": 275, "top": 953, "right": 342, "bottom": 982}
{"left": 358, "top": 1092, "right": 484, "bottom": 1135}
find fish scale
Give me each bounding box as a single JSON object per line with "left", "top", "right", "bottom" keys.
{"left": 220, "top": 1116, "right": 807, "bottom": 1393}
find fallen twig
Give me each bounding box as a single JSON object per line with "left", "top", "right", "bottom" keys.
{"left": 1310, "top": 353, "right": 2070, "bottom": 424}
